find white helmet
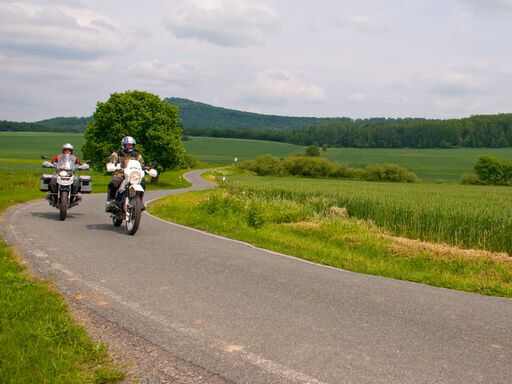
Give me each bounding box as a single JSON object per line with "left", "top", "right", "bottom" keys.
{"left": 121, "top": 136, "right": 136, "bottom": 154}
{"left": 62, "top": 143, "right": 74, "bottom": 153}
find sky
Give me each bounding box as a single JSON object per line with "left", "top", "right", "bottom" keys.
{"left": 1, "top": 0, "right": 511, "bottom": 122}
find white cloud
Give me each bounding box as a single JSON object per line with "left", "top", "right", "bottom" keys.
{"left": 332, "top": 15, "right": 385, "bottom": 34}
{"left": 348, "top": 93, "right": 368, "bottom": 102}
{"left": 127, "top": 59, "right": 214, "bottom": 87}
{"left": 348, "top": 16, "right": 384, "bottom": 33}
{"left": 429, "top": 70, "right": 485, "bottom": 96}
{"left": 454, "top": 0, "right": 512, "bottom": 14}
{"left": 163, "top": 0, "right": 279, "bottom": 47}
{"left": 237, "top": 71, "right": 326, "bottom": 106}
{"left": 0, "top": 2, "right": 128, "bottom": 59}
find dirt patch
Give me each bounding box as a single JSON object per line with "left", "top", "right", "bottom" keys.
{"left": 387, "top": 235, "right": 511, "bottom": 263}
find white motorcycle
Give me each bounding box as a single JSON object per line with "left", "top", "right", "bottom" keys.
{"left": 40, "top": 154, "right": 91, "bottom": 221}
{"left": 106, "top": 159, "right": 158, "bottom": 235}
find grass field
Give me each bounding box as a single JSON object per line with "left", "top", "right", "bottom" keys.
{"left": 225, "top": 175, "right": 512, "bottom": 254}
{"left": 324, "top": 147, "right": 512, "bottom": 181}
{"left": 150, "top": 174, "right": 512, "bottom": 298}
{"left": 5, "top": 132, "right": 512, "bottom": 181}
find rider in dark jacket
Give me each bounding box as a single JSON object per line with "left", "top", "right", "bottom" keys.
{"left": 105, "top": 136, "right": 145, "bottom": 212}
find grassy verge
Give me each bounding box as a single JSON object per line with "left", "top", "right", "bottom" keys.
{"left": 149, "top": 177, "right": 512, "bottom": 298}
{"left": 0, "top": 158, "right": 191, "bottom": 383}
{"left": 0, "top": 241, "right": 124, "bottom": 383}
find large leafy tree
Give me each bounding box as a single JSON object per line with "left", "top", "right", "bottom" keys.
{"left": 83, "top": 90, "right": 185, "bottom": 171}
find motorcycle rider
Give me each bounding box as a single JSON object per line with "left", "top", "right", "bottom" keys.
{"left": 49, "top": 143, "right": 82, "bottom": 201}
{"left": 105, "top": 136, "right": 146, "bottom": 212}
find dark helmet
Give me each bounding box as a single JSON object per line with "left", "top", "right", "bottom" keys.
{"left": 62, "top": 143, "right": 74, "bottom": 153}
{"left": 121, "top": 136, "right": 136, "bottom": 154}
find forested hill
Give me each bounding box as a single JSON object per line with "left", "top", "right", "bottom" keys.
{"left": 166, "top": 98, "right": 512, "bottom": 149}
{"left": 165, "top": 97, "right": 347, "bottom": 130}
{"left": 2, "top": 98, "right": 511, "bottom": 148}
{"left": 0, "top": 117, "right": 90, "bottom": 133}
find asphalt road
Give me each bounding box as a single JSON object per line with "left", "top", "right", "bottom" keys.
{"left": 2, "top": 169, "right": 512, "bottom": 384}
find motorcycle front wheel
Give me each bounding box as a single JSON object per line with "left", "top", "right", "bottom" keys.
{"left": 59, "top": 191, "right": 68, "bottom": 221}
{"left": 126, "top": 195, "right": 142, "bottom": 235}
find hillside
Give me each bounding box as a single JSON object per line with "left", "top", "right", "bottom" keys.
{"left": 165, "top": 97, "right": 349, "bottom": 130}
{"left": 2, "top": 98, "right": 511, "bottom": 149}
{"left": 0, "top": 116, "right": 89, "bottom": 133}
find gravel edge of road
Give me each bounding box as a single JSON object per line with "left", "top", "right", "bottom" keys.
{"left": 66, "top": 295, "right": 232, "bottom": 384}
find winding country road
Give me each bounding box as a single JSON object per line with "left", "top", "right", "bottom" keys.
{"left": 2, "top": 169, "right": 512, "bottom": 383}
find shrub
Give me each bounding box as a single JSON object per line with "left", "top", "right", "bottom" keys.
{"left": 283, "top": 156, "right": 335, "bottom": 178}
{"left": 460, "top": 173, "right": 482, "bottom": 185}
{"left": 363, "top": 163, "right": 417, "bottom": 182}
{"left": 474, "top": 156, "right": 512, "bottom": 185}
{"left": 242, "top": 154, "right": 285, "bottom": 176}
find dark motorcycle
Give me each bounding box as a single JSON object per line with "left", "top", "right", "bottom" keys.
{"left": 40, "top": 154, "right": 91, "bottom": 220}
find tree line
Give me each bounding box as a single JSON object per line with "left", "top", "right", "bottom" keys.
{"left": 0, "top": 117, "right": 89, "bottom": 133}
{"left": 184, "top": 114, "right": 512, "bottom": 148}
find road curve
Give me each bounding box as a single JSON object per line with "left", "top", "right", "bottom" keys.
{"left": 1, "top": 169, "right": 512, "bottom": 384}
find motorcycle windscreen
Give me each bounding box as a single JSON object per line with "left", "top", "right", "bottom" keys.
{"left": 57, "top": 154, "right": 77, "bottom": 170}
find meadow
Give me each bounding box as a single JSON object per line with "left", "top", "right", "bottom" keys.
{"left": 150, "top": 172, "right": 512, "bottom": 298}
{"left": 225, "top": 175, "right": 512, "bottom": 254}
{"left": 4, "top": 132, "right": 512, "bottom": 181}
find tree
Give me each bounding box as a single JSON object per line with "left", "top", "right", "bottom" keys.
{"left": 83, "top": 91, "right": 185, "bottom": 171}
{"left": 305, "top": 144, "right": 321, "bottom": 157}
{"left": 474, "top": 155, "right": 512, "bottom": 185}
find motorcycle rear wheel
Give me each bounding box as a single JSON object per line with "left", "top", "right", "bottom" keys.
{"left": 59, "top": 191, "right": 68, "bottom": 221}
{"left": 126, "top": 195, "right": 142, "bottom": 235}
{"left": 112, "top": 216, "right": 123, "bottom": 227}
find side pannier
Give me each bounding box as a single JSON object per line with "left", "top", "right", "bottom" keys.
{"left": 79, "top": 175, "right": 92, "bottom": 193}
{"left": 39, "top": 174, "right": 53, "bottom": 192}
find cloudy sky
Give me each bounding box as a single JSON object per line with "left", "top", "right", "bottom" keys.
{"left": 1, "top": 0, "right": 511, "bottom": 121}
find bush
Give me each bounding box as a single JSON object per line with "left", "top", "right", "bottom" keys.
{"left": 363, "top": 163, "right": 417, "bottom": 182}
{"left": 474, "top": 156, "right": 512, "bottom": 185}
{"left": 460, "top": 173, "right": 483, "bottom": 185}
{"left": 242, "top": 154, "right": 285, "bottom": 176}
{"left": 283, "top": 156, "right": 335, "bottom": 178}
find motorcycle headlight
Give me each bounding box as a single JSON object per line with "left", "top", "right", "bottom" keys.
{"left": 129, "top": 171, "right": 142, "bottom": 184}
{"left": 59, "top": 170, "right": 68, "bottom": 177}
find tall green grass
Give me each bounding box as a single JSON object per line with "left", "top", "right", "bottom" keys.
{"left": 225, "top": 175, "right": 512, "bottom": 254}
{"left": 150, "top": 183, "right": 512, "bottom": 297}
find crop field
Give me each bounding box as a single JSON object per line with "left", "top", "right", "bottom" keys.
{"left": 226, "top": 175, "right": 512, "bottom": 255}
{"left": 0, "top": 132, "right": 86, "bottom": 159}
{"left": 324, "top": 147, "right": 512, "bottom": 181}
{"left": 182, "top": 136, "right": 303, "bottom": 165}
{"left": 3, "top": 132, "right": 512, "bottom": 181}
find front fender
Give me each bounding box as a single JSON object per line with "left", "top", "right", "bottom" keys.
{"left": 131, "top": 184, "right": 144, "bottom": 192}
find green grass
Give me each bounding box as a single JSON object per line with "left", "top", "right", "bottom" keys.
{"left": 182, "top": 136, "right": 512, "bottom": 181}
{"left": 182, "top": 136, "right": 303, "bottom": 165}
{"left": 4, "top": 132, "right": 512, "bottom": 181}
{"left": 0, "top": 150, "right": 190, "bottom": 382}
{"left": 324, "top": 147, "right": 512, "bottom": 181}
{"left": 149, "top": 179, "right": 512, "bottom": 298}
{"left": 226, "top": 175, "right": 512, "bottom": 254}
{"left": 0, "top": 132, "right": 86, "bottom": 159}
{"left": 0, "top": 241, "right": 124, "bottom": 383}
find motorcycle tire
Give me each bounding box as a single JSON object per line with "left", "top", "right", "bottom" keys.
{"left": 59, "top": 191, "right": 68, "bottom": 221}
{"left": 126, "top": 195, "right": 142, "bottom": 235}
{"left": 112, "top": 216, "right": 123, "bottom": 227}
